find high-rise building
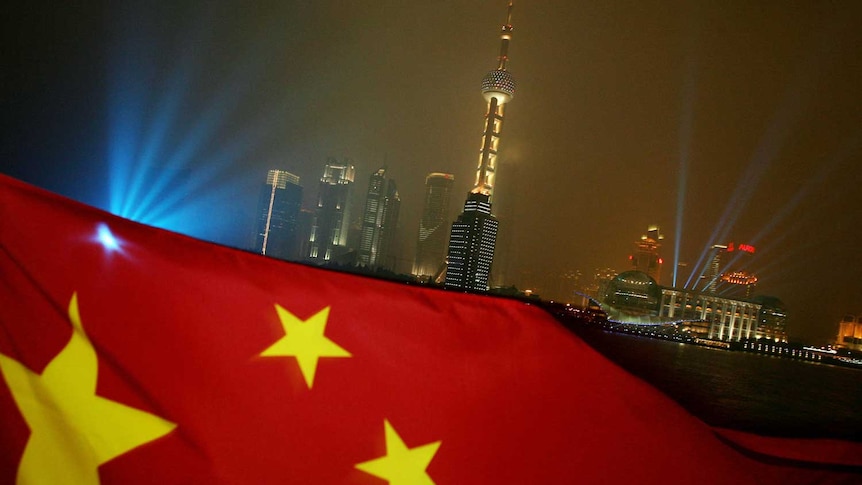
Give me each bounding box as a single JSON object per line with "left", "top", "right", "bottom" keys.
{"left": 702, "top": 244, "right": 728, "bottom": 293}
{"left": 358, "top": 167, "right": 400, "bottom": 270}
{"left": 377, "top": 179, "right": 401, "bottom": 271}
{"left": 252, "top": 169, "right": 302, "bottom": 261}
{"left": 751, "top": 296, "right": 787, "bottom": 342}
{"left": 445, "top": 192, "right": 499, "bottom": 291}
{"left": 413, "top": 173, "right": 454, "bottom": 278}
{"left": 308, "top": 160, "right": 355, "bottom": 262}
{"left": 445, "top": 1, "right": 517, "bottom": 291}
{"left": 630, "top": 225, "right": 664, "bottom": 283}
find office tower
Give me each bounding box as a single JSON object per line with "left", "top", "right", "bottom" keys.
{"left": 252, "top": 169, "right": 302, "bottom": 261}
{"left": 445, "top": 192, "right": 499, "bottom": 291}
{"left": 377, "top": 179, "right": 401, "bottom": 271}
{"left": 445, "top": 1, "right": 517, "bottom": 291}
{"left": 358, "top": 167, "right": 401, "bottom": 270}
{"left": 703, "top": 244, "right": 728, "bottom": 293}
{"left": 413, "top": 173, "right": 455, "bottom": 278}
{"left": 630, "top": 224, "right": 664, "bottom": 283}
{"left": 308, "top": 160, "right": 355, "bottom": 262}
{"left": 296, "top": 208, "right": 315, "bottom": 261}
{"left": 751, "top": 296, "right": 788, "bottom": 342}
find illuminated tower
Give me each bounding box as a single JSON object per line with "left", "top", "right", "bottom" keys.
{"left": 629, "top": 225, "right": 664, "bottom": 283}
{"left": 413, "top": 173, "right": 455, "bottom": 279}
{"left": 253, "top": 169, "right": 302, "bottom": 261}
{"left": 308, "top": 160, "right": 355, "bottom": 262}
{"left": 445, "top": 1, "right": 516, "bottom": 291}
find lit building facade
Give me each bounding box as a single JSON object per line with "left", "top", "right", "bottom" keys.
{"left": 597, "top": 269, "right": 787, "bottom": 343}
{"left": 445, "top": 193, "right": 498, "bottom": 291}
{"left": 660, "top": 288, "right": 761, "bottom": 341}
{"left": 253, "top": 169, "right": 302, "bottom": 261}
{"left": 630, "top": 225, "right": 664, "bottom": 283}
{"left": 358, "top": 167, "right": 400, "bottom": 270}
{"left": 836, "top": 314, "right": 862, "bottom": 351}
{"left": 751, "top": 296, "right": 788, "bottom": 342}
{"left": 413, "top": 173, "right": 455, "bottom": 278}
{"left": 446, "top": 1, "right": 517, "bottom": 291}
{"left": 308, "top": 160, "right": 355, "bottom": 262}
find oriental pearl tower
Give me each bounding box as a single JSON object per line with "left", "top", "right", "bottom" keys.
{"left": 445, "top": 1, "right": 517, "bottom": 291}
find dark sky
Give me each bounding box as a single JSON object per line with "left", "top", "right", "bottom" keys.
{"left": 3, "top": 1, "right": 861, "bottom": 342}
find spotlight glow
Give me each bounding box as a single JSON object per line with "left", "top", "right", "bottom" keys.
{"left": 102, "top": 3, "right": 292, "bottom": 247}
{"left": 95, "top": 223, "right": 122, "bottom": 252}
{"left": 673, "top": 59, "right": 695, "bottom": 288}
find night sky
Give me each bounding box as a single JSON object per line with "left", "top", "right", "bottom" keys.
{"left": 3, "top": 1, "right": 861, "bottom": 342}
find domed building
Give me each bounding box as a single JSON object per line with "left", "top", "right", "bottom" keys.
{"left": 602, "top": 270, "right": 662, "bottom": 316}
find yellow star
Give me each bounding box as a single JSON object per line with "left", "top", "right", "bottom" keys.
{"left": 260, "top": 305, "right": 351, "bottom": 389}
{"left": 355, "top": 420, "right": 442, "bottom": 485}
{"left": 0, "top": 293, "right": 176, "bottom": 485}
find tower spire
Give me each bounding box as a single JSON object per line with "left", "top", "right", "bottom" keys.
{"left": 497, "top": 1, "right": 514, "bottom": 70}
{"left": 473, "top": 1, "right": 517, "bottom": 199}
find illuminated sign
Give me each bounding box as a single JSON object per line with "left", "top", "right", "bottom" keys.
{"left": 726, "top": 242, "right": 755, "bottom": 254}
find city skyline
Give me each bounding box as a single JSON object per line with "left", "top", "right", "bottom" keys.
{"left": 3, "top": 1, "right": 861, "bottom": 341}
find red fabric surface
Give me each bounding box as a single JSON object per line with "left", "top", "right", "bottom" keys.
{"left": 1, "top": 174, "right": 860, "bottom": 484}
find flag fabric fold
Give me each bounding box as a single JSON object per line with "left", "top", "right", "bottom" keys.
{"left": 1, "top": 174, "right": 860, "bottom": 484}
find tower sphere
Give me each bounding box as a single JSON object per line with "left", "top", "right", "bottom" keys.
{"left": 481, "top": 69, "right": 516, "bottom": 104}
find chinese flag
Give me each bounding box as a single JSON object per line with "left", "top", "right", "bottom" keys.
{"left": 1, "top": 173, "right": 861, "bottom": 484}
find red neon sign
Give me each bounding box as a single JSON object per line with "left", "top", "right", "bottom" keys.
{"left": 738, "top": 244, "right": 755, "bottom": 253}
{"left": 726, "top": 242, "right": 755, "bottom": 254}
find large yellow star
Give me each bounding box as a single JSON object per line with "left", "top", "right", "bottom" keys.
{"left": 0, "top": 293, "right": 176, "bottom": 485}
{"left": 260, "top": 305, "right": 351, "bottom": 389}
{"left": 355, "top": 420, "right": 442, "bottom": 485}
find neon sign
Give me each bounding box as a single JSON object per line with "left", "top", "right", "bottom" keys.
{"left": 726, "top": 242, "right": 755, "bottom": 254}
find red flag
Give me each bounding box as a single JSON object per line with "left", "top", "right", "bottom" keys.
{"left": 1, "top": 173, "right": 860, "bottom": 484}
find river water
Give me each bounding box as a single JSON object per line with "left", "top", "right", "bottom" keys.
{"left": 573, "top": 328, "right": 862, "bottom": 441}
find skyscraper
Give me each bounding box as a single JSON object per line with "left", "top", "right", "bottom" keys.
{"left": 630, "top": 225, "right": 664, "bottom": 283}
{"left": 413, "top": 173, "right": 454, "bottom": 279}
{"left": 445, "top": 1, "right": 517, "bottom": 291}
{"left": 445, "top": 193, "right": 499, "bottom": 291}
{"left": 703, "top": 244, "right": 728, "bottom": 293}
{"left": 377, "top": 179, "right": 401, "bottom": 271}
{"left": 358, "top": 167, "right": 400, "bottom": 270}
{"left": 308, "top": 160, "right": 355, "bottom": 262}
{"left": 253, "top": 169, "right": 302, "bottom": 261}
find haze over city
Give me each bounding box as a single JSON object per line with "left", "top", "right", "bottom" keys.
{"left": 3, "top": 1, "right": 861, "bottom": 342}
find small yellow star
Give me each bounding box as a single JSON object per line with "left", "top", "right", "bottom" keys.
{"left": 260, "top": 305, "right": 351, "bottom": 389}
{"left": 0, "top": 293, "right": 176, "bottom": 485}
{"left": 355, "top": 420, "right": 442, "bottom": 485}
